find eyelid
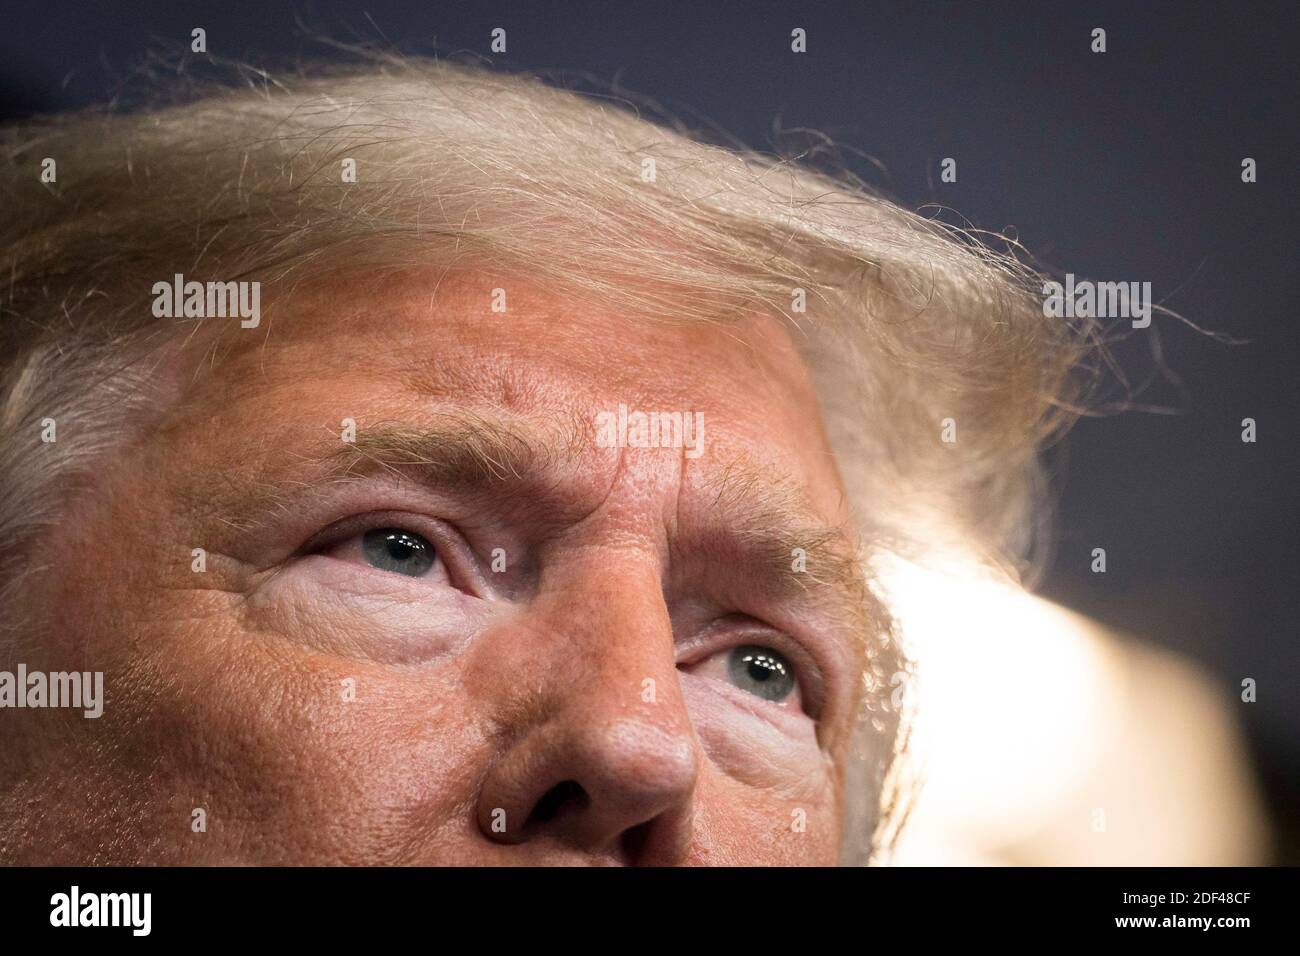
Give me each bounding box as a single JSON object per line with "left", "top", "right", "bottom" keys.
{"left": 300, "top": 511, "right": 494, "bottom": 598}
{"left": 678, "top": 619, "right": 827, "bottom": 720}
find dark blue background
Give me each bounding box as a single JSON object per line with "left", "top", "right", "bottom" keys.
{"left": 3, "top": 0, "right": 1296, "bottom": 859}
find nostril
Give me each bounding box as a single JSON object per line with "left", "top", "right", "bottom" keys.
{"left": 529, "top": 780, "right": 589, "bottom": 824}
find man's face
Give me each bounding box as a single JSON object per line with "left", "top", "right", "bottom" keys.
{"left": 7, "top": 269, "right": 881, "bottom": 865}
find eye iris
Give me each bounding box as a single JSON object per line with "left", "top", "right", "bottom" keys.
{"left": 361, "top": 529, "right": 435, "bottom": 577}
{"left": 727, "top": 645, "right": 795, "bottom": 702}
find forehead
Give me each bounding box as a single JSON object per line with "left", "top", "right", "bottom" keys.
{"left": 262, "top": 269, "right": 815, "bottom": 407}
{"left": 196, "top": 267, "right": 849, "bottom": 516}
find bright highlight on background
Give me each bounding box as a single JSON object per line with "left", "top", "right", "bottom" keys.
{"left": 880, "top": 561, "right": 1269, "bottom": 865}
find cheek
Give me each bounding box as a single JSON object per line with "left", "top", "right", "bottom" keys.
{"left": 678, "top": 672, "right": 826, "bottom": 790}
{"left": 159, "top": 632, "right": 492, "bottom": 863}
{"left": 678, "top": 674, "right": 842, "bottom": 863}
{"left": 690, "top": 771, "right": 842, "bottom": 865}
{"left": 59, "top": 566, "right": 492, "bottom": 863}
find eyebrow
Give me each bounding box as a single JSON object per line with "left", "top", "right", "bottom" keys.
{"left": 337, "top": 417, "right": 880, "bottom": 688}
{"left": 182, "top": 409, "right": 572, "bottom": 539}
{"left": 329, "top": 409, "right": 570, "bottom": 488}
{"left": 327, "top": 414, "right": 872, "bottom": 615}
{"left": 693, "top": 456, "right": 870, "bottom": 608}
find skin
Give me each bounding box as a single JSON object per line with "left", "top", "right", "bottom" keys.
{"left": 0, "top": 268, "right": 885, "bottom": 865}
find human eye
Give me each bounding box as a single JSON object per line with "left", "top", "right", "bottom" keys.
{"left": 680, "top": 626, "right": 822, "bottom": 719}
{"left": 305, "top": 511, "right": 487, "bottom": 596}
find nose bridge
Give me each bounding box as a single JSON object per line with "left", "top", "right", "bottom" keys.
{"left": 553, "top": 544, "right": 673, "bottom": 670}
{"left": 499, "top": 543, "right": 690, "bottom": 740}
{"left": 470, "top": 541, "right": 700, "bottom": 860}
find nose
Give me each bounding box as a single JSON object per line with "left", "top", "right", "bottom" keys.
{"left": 472, "top": 560, "right": 700, "bottom": 863}
{"left": 477, "top": 713, "right": 699, "bottom": 862}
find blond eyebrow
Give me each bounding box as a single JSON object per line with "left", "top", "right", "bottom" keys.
{"left": 327, "top": 415, "right": 868, "bottom": 606}
{"left": 314, "top": 408, "right": 598, "bottom": 496}
{"left": 183, "top": 411, "right": 576, "bottom": 539}
{"left": 691, "top": 456, "right": 871, "bottom": 613}
{"left": 214, "top": 411, "right": 858, "bottom": 621}
{"left": 325, "top": 411, "right": 566, "bottom": 488}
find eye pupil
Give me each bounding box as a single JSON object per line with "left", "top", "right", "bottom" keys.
{"left": 728, "top": 645, "right": 795, "bottom": 702}
{"left": 362, "top": 528, "right": 435, "bottom": 577}
{"left": 386, "top": 536, "right": 415, "bottom": 560}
